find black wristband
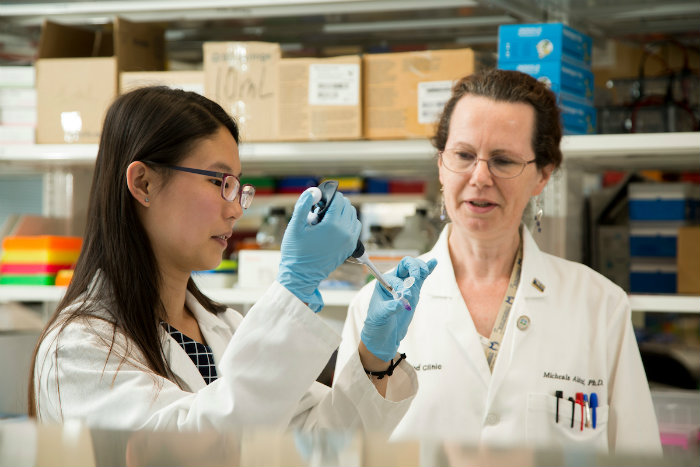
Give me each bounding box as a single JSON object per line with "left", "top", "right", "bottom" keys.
{"left": 364, "top": 353, "right": 407, "bottom": 380}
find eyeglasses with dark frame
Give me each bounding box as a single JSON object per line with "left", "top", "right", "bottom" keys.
{"left": 439, "top": 149, "right": 537, "bottom": 179}
{"left": 147, "top": 162, "right": 255, "bottom": 208}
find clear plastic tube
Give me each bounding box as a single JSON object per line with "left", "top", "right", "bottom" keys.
{"left": 357, "top": 252, "right": 412, "bottom": 311}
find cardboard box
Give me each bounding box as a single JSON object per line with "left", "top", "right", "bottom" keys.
{"left": 677, "top": 226, "right": 700, "bottom": 294}
{"left": 498, "top": 23, "right": 592, "bottom": 68}
{"left": 203, "top": 42, "right": 280, "bottom": 142}
{"left": 120, "top": 70, "right": 204, "bottom": 95}
{"left": 277, "top": 55, "right": 361, "bottom": 141}
{"left": 363, "top": 48, "right": 482, "bottom": 140}
{"left": 36, "top": 19, "right": 165, "bottom": 144}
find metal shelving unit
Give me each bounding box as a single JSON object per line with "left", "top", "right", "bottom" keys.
{"left": 2, "top": 132, "right": 698, "bottom": 173}
{"left": 1, "top": 2, "right": 698, "bottom": 316}
{"left": 1, "top": 285, "right": 698, "bottom": 313}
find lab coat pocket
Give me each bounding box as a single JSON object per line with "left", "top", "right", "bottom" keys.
{"left": 526, "top": 393, "right": 609, "bottom": 452}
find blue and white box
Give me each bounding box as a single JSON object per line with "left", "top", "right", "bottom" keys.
{"left": 498, "top": 60, "right": 594, "bottom": 102}
{"left": 498, "top": 23, "right": 592, "bottom": 68}
{"left": 559, "top": 93, "right": 596, "bottom": 134}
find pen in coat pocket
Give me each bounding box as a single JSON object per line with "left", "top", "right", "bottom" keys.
{"left": 555, "top": 390, "right": 563, "bottom": 423}
{"left": 575, "top": 392, "right": 584, "bottom": 431}
{"left": 590, "top": 393, "right": 598, "bottom": 429}
{"left": 568, "top": 396, "right": 575, "bottom": 428}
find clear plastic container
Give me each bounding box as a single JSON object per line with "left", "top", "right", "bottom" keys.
{"left": 256, "top": 207, "right": 288, "bottom": 250}
{"left": 651, "top": 389, "right": 700, "bottom": 461}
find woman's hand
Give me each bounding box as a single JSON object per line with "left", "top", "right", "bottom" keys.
{"left": 360, "top": 256, "right": 437, "bottom": 362}
{"left": 277, "top": 188, "right": 361, "bottom": 312}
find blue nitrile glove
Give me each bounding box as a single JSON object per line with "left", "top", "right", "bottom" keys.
{"left": 360, "top": 256, "right": 438, "bottom": 361}
{"left": 277, "top": 188, "right": 362, "bottom": 312}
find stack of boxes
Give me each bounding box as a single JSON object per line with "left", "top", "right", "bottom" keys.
{"left": 0, "top": 236, "right": 82, "bottom": 286}
{"left": 498, "top": 23, "right": 596, "bottom": 135}
{"left": 628, "top": 182, "right": 700, "bottom": 293}
{"left": 35, "top": 19, "right": 165, "bottom": 144}
{"left": 0, "top": 66, "right": 36, "bottom": 144}
{"left": 32, "top": 18, "right": 491, "bottom": 143}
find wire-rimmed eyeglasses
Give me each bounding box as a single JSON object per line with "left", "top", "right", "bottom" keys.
{"left": 439, "top": 149, "right": 537, "bottom": 179}
{"left": 147, "top": 162, "right": 255, "bottom": 208}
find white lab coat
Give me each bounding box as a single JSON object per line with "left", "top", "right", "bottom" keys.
{"left": 339, "top": 224, "right": 662, "bottom": 456}
{"left": 35, "top": 274, "right": 417, "bottom": 432}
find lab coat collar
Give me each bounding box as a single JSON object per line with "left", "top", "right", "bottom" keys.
{"left": 162, "top": 290, "right": 235, "bottom": 392}
{"left": 418, "top": 224, "right": 459, "bottom": 299}
{"left": 161, "top": 293, "right": 231, "bottom": 392}
{"left": 421, "top": 224, "right": 551, "bottom": 300}
{"left": 185, "top": 289, "right": 230, "bottom": 334}
{"left": 518, "top": 226, "right": 551, "bottom": 300}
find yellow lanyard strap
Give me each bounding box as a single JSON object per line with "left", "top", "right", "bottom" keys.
{"left": 480, "top": 243, "right": 523, "bottom": 372}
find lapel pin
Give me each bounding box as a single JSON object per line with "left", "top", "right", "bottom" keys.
{"left": 531, "top": 278, "right": 545, "bottom": 292}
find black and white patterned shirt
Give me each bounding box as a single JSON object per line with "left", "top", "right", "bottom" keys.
{"left": 162, "top": 322, "right": 218, "bottom": 385}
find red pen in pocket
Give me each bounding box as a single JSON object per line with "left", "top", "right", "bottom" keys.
{"left": 575, "top": 392, "right": 584, "bottom": 431}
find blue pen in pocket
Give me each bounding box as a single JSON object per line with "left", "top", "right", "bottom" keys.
{"left": 590, "top": 393, "right": 598, "bottom": 429}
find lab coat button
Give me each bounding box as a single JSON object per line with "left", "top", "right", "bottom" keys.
{"left": 516, "top": 315, "right": 530, "bottom": 330}
{"left": 485, "top": 413, "right": 500, "bottom": 425}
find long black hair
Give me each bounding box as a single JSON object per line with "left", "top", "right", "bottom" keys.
{"left": 29, "top": 87, "right": 239, "bottom": 417}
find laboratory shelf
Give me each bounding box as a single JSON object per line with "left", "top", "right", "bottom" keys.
{"left": 628, "top": 295, "right": 700, "bottom": 314}
{"left": 2, "top": 132, "right": 698, "bottom": 174}
{"left": 1, "top": 285, "right": 698, "bottom": 313}
{"left": 561, "top": 132, "right": 700, "bottom": 171}
{"left": 0, "top": 144, "right": 98, "bottom": 165}
{"left": 252, "top": 192, "right": 430, "bottom": 208}
{"left": 0, "top": 285, "right": 66, "bottom": 303}
{"left": 0, "top": 0, "right": 475, "bottom": 25}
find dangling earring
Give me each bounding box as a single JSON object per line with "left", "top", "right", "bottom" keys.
{"left": 534, "top": 196, "right": 543, "bottom": 233}
{"left": 440, "top": 187, "right": 448, "bottom": 222}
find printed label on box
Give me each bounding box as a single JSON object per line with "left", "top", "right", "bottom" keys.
{"left": 309, "top": 64, "right": 359, "bottom": 106}
{"left": 417, "top": 80, "right": 453, "bottom": 124}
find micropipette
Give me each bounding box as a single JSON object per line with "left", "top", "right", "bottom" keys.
{"left": 307, "top": 180, "right": 412, "bottom": 311}
{"left": 353, "top": 242, "right": 412, "bottom": 311}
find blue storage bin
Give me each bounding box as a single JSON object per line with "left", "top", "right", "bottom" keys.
{"left": 498, "top": 23, "right": 592, "bottom": 67}
{"left": 629, "top": 222, "right": 684, "bottom": 257}
{"left": 629, "top": 183, "right": 700, "bottom": 222}
{"left": 276, "top": 176, "right": 319, "bottom": 193}
{"left": 630, "top": 261, "right": 677, "bottom": 294}
{"left": 365, "top": 178, "right": 390, "bottom": 193}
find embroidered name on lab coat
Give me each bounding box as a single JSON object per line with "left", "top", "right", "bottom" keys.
{"left": 544, "top": 371, "right": 604, "bottom": 387}
{"left": 413, "top": 363, "right": 443, "bottom": 371}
